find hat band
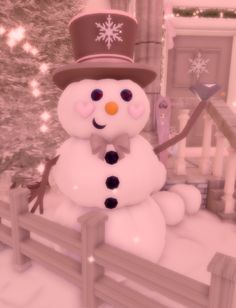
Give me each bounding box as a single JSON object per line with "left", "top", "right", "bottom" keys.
{"left": 77, "top": 54, "right": 134, "bottom": 63}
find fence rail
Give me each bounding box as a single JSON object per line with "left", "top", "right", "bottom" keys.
{"left": 0, "top": 187, "right": 236, "bottom": 307}
{"left": 173, "top": 100, "right": 236, "bottom": 220}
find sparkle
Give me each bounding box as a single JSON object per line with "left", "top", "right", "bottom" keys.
{"left": 0, "top": 26, "right": 6, "bottom": 36}
{"left": 133, "top": 236, "right": 140, "bottom": 244}
{"left": 40, "top": 63, "right": 49, "bottom": 74}
{"left": 188, "top": 52, "right": 209, "bottom": 79}
{"left": 37, "top": 163, "right": 45, "bottom": 174}
{"left": 7, "top": 26, "right": 25, "bottom": 44}
{"left": 32, "top": 88, "right": 41, "bottom": 97}
{"left": 7, "top": 39, "right": 16, "bottom": 48}
{"left": 88, "top": 255, "right": 95, "bottom": 263}
{"left": 40, "top": 124, "right": 48, "bottom": 133}
{"left": 95, "top": 14, "right": 123, "bottom": 50}
{"left": 40, "top": 111, "right": 50, "bottom": 121}
{"left": 23, "top": 42, "right": 32, "bottom": 52}
{"left": 30, "top": 79, "right": 39, "bottom": 88}
{"left": 31, "top": 47, "right": 38, "bottom": 56}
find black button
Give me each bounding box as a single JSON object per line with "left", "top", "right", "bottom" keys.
{"left": 106, "top": 176, "right": 120, "bottom": 189}
{"left": 104, "top": 151, "right": 119, "bottom": 164}
{"left": 104, "top": 198, "right": 118, "bottom": 209}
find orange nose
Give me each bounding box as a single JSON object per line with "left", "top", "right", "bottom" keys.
{"left": 105, "top": 102, "right": 119, "bottom": 115}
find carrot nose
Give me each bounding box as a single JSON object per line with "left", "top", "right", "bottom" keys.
{"left": 105, "top": 102, "right": 119, "bottom": 115}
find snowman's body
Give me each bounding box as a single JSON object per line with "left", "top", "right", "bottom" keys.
{"left": 54, "top": 135, "right": 166, "bottom": 209}
{"left": 45, "top": 78, "right": 201, "bottom": 265}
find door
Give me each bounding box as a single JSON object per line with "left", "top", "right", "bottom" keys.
{"left": 166, "top": 36, "right": 233, "bottom": 146}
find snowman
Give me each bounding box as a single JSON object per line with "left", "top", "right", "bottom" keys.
{"left": 31, "top": 10, "right": 201, "bottom": 267}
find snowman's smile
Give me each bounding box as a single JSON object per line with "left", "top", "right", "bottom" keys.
{"left": 92, "top": 118, "right": 106, "bottom": 129}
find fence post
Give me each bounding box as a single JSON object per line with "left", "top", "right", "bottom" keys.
{"left": 9, "top": 187, "right": 32, "bottom": 271}
{"left": 200, "top": 113, "right": 213, "bottom": 175}
{"left": 175, "top": 109, "right": 190, "bottom": 175}
{"left": 222, "top": 146, "right": 236, "bottom": 214}
{"left": 78, "top": 211, "right": 108, "bottom": 308}
{"left": 212, "top": 130, "right": 225, "bottom": 178}
{"left": 207, "top": 253, "right": 236, "bottom": 308}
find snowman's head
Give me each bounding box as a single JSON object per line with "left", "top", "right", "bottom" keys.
{"left": 57, "top": 79, "right": 150, "bottom": 140}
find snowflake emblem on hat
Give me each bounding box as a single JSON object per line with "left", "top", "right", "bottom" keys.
{"left": 95, "top": 14, "right": 123, "bottom": 50}
{"left": 188, "top": 52, "right": 210, "bottom": 79}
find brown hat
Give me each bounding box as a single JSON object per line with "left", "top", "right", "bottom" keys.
{"left": 53, "top": 10, "right": 157, "bottom": 89}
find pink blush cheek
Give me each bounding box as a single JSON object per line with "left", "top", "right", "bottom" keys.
{"left": 128, "top": 103, "right": 145, "bottom": 119}
{"left": 74, "top": 101, "right": 95, "bottom": 118}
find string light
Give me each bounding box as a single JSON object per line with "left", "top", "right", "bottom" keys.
{"left": 0, "top": 26, "right": 6, "bottom": 36}
{"left": 173, "top": 7, "right": 236, "bottom": 19}
{"left": 31, "top": 47, "right": 38, "bottom": 56}
{"left": 40, "top": 124, "right": 49, "bottom": 133}
{"left": 39, "top": 63, "right": 49, "bottom": 74}
{"left": 37, "top": 163, "right": 45, "bottom": 174}
{"left": 40, "top": 111, "right": 51, "bottom": 121}
{"left": 7, "top": 38, "right": 17, "bottom": 48}
{"left": 32, "top": 88, "right": 41, "bottom": 97}
{"left": 22, "top": 42, "right": 32, "bottom": 52}
{"left": 30, "top": 79, "right": 39, "bottom": 88}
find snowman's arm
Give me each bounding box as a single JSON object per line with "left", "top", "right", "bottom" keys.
{"left": 154, "top": 100, "right": 207, "bottom": 154}
{"left": 28, "top": 155, "right": 59, "bottom": 214}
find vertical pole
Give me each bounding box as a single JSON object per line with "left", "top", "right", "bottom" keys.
{"left": 222, "top": 146, "right": 236, "bottom": 214}
{"left": 9, "top": 187, "right": 31, "bottom": 271}
{"left": 200, "top": 113, "right": 213, "bottom": 175}
{"left": 135, "top": 0, "right": 164, "bottom": 131}
{"left": 79, "top": 211, "right": 107, "bottom": 308}
{"left": 110, "top": 0, "right": 129, "bottom": 11}
{"left": 175, "top": 109, "right": 190, "bottom": 175}
{"left": 0, "top": 217, "right": 7, "bottom": 251}
{"left": 212, "top": 130, "right": 226, "bottom": 178}
{"left": 208, "top": 253, "right": 236, "bottom": 308}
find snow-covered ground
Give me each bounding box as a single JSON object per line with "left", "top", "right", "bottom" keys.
{"left": 0, "top": 208, "right": 236, "bottom": 308}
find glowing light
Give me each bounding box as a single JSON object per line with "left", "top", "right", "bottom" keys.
{"left": 32, "top": 88, "right": 41, "bottom": 97}
{"left": 133, "top": 236, "right": 140, "bottom": 244}
{"left": 8, "top": 26, "right": 25, "bottom": 43}
{"left": 39, "top": 63, "right": 49, "bottom": 74}
{"left": 232, "top": 102, "right": 236, "bottom": 107}
{"left": 112, "top": 188, "right": 118, "bottom": 195}
{"left": 40, "top": 111, "right": 51, "bottom": 121}
{"left": 7, "top": 38, "right": 16, "bottom": 47}
{"left": 30, "top": 79, "right": 39, "bottom": 88}
{"left": 88, "top": 256, "right": 95, "bottom": 263}
{"left": 23, "top": 42, "right": 32, "bottom": 52}
{"left": 37, "top": 163, "right": 45, "bottom": 174}
{"left": 220, "top": 12, "right": 224, "bottom": 18}
{"left": 40, "top": 124, "right": 48, "bottom": 133}
{"left": 31, "top": 47, "right": 38, "bottom": 56}
{"left": 164, "top": 13, "right": 174, "bottom": 20}
{"left": 0, "top": 26, "right": 6, "bottom": 36}
{"left": 73, "top": 185, "right": 79, "bottom": 190}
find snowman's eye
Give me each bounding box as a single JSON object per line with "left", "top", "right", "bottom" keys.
{"left": 120, "top": 89, "right": 133, "bottom": 102}
{"left": 91, "top": 89, "right": 103, "bottom": 101}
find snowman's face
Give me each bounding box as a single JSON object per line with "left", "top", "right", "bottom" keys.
{"left": 57, "top": 79, "right": 150, "bottom": 140}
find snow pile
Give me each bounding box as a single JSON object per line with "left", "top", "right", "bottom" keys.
{"left": 0, "top": 209, "right": 235, "bottom": 308}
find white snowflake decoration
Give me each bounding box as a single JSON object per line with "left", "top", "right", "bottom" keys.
{"left": 95, "top": 15, "right": 123, "bottom": 50}
{"left": 188, "top": 52, "right": 210, "bottom": 79}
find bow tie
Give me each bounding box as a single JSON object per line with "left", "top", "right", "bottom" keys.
{"left": 90, "top": 134, "right": 130, "bottom": 160}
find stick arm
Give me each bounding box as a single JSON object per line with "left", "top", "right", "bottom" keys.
{"left": 154, "top": 100, "right": 208, "bottom": 154}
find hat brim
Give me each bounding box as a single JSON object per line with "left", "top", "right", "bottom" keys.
{"left": 52, "top": 62, "right": 157, "bottom": 90}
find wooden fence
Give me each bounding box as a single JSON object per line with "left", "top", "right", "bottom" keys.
{"left": 173, "top": 99, "right": 236, "bottom": 220}
{"left": 0, "top": 187, "right": 236, "bottom": 308}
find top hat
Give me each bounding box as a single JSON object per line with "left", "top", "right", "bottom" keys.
{"left": 53, "top": 10, "right": 157, "bottom": 89}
